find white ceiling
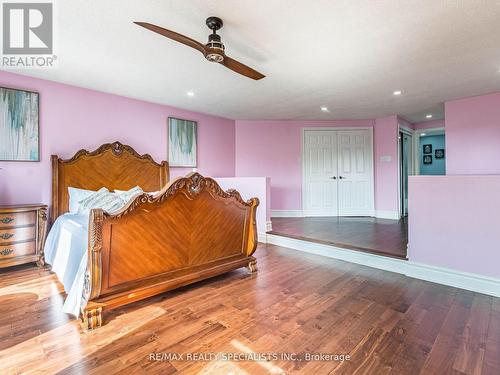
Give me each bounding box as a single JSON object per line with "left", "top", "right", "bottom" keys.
{"left": 7, "top": 0, "right": 500, "bottom": 122}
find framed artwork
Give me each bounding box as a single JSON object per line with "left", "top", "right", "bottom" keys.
{"left": 0, "top": 87, "right": 39, "bottom": 161}
{"left": 423, "top": 144, "right": 432, "bottom": 154}
{"left": 435, "top": 149, "right": 445, "bottom": 159}
{"left": 168, "top": 117, "right": 197, "bottom": 167}
{"left": 423, "top": 155, "right": 432, "bottom": 165}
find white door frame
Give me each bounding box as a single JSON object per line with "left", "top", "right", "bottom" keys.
{"left": 413, "top": 127, "right": 445, "bottom": 175}
{"left": 301, "top": 127, "right": 375, "bottom": 217}
{"left": 397, "top": 125, "right": 414, "bottom": 218}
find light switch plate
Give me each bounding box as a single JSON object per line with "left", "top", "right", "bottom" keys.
{"left": 380, "top": 155, "right": 392, "bottom": 162}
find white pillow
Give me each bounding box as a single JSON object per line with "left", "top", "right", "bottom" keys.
{"left": 68, "top": 187, "right": 96, "bottom": 213}
{"left": 114, "top": 186, "right": 144, "bottom": 203}
{"left": 114, "top": 187, "right": 158, "bottom": 198}
{"left": 78, "top": 187, "right": 125, "bottom": 214}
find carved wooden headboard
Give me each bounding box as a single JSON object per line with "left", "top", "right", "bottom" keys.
{"left": 51, "top": 141, "right": 169, "bottom": 223}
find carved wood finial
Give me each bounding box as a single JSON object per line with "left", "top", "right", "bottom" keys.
{"left": 111, "top": 141, "right": 124, "bottom": 155}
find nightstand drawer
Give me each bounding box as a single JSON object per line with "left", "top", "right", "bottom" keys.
{"left": 0, "top": 227, "right": 36, "bottom": 244}
{"left": 0, "top": 211, "right": 36, "bottom": 228}
{"left": 0, "top": 241, "right": 36, "bottom": 259}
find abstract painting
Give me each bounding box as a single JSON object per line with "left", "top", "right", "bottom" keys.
{"left": 168, "top": 117, "right": 197, "bottom": 167}
{"left": 0, "top": 87, "right": 39, "bottom": 161}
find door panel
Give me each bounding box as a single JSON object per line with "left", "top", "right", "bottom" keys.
{"left": 337, "top": 130, "right": 374, "bottom": 216}
{"left": 303, "top": 131, "right": 338, "bottom": 216}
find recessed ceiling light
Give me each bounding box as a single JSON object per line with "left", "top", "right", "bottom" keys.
{"left": 420, "top": 133, "right": 426, "bottom": 136}
{"left": 187, "top": 91, "right": 195, "bottom": 97}
{"left": 393, "top": 90, "right": 402, "bottom": 96}
{"left": 320, "top": 106, "right": 329, "bottom": 112}
{"left": 426, "top": 114, "right": 433, "bottom": 118}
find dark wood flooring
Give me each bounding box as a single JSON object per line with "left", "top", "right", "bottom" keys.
{"left": 1, "top": 243, "right": 499, "bottom": 374}
{"left": 270, "top": 216, "right": 408, "bottom": 259}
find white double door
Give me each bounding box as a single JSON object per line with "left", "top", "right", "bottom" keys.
{"left": 303, "top": 129, "right": 374, "bottom": 217}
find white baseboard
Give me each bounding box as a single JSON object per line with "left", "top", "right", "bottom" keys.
{"left": 271, "top": 210, "right": 400, "bottom": 220}
{"left": 265, "top": 234, "right": 500, "bottom": 298}
{"left": 271, "top": 210, "right": 303, "bottom": 218}
{"left": 406, "top": 262, "right": 500, "bottom": 298}
{"left": 266, "top": 234, "right": 406, "bottom": 275}
{"left": 266, "top": 221, "right": 273, "bottom": 232}
{"left": 258, "top": 232, "right": 267, "bottom": 244}
{"left": 374, "top": 210, "right": 400, "bottom": 220}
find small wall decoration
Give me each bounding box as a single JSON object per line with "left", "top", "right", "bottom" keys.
{"left": 435, "top": 149, "right": 445, "bottom": 159}
{"left": 423, "top": 144, "right": 432, "bottom": 154}
{"left": 423, "top": 155, "right": 432, "bottom": 165}
{"left": 0, "top": 87, "right": 39, "bottom": 161}
{"left": 168, "top": 117, "right": 197, "bottom": 167}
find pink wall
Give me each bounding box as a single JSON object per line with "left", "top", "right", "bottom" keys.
{"left": 408, "top": 175, "right": 500, "bottom": 279}
{"left": 235, "top": 119, "right": 399, "bottom": 214}
{"left": 0, "top": 71, "right": 235, "bottom": 206}
{"left": 374, "top": 116, "right": 399, "bottom": 213}
{"left": 413, "top": 119, "right": 445, "bottom": 130}
{"left": 445, "top": 92, "right": 500, "bottom": 175}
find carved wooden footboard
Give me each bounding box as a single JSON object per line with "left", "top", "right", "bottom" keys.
{"left": 51, "top": 142, "right": 258, "bottom": 331}
{"left": 82, "top": 173, "right": 258, "bottom": 330}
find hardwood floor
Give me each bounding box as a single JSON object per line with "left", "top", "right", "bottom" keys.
{"left": 270, "top": 217, "right": 408, "bottom": 259}
{"left": 1, "top": 243, "right": 499, "bottom": 374}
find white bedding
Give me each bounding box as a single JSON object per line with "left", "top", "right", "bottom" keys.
{"left": 44, "top": 213, "right": 89, "bottom": 317}
{"left": 45, "top": 185, "right": 149, "bottom": 317}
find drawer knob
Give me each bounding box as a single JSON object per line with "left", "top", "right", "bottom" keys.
{"left": 0, "top": 217, "right": 14, "bottom": 224}
{"left": 0, "top": 249, "right": 13, "bottom": 256}
{"left": 0, "top": 233, "right": 14, "bottom": 240}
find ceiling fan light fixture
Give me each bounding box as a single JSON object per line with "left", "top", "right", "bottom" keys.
{"left": 205, "top": 26, "right": 225, "bottom": 62}
{"left": 205, "top": 51, "right": 224, "bottom": 63}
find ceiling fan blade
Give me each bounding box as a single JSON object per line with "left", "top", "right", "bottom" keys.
{"left": 221, "top": 55, "right": 265, "bottom": 80}
{"left": 134, "top": 22, "right": 207, "bottom": 55}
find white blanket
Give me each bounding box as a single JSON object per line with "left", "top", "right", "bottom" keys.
{"left": 44, "top": 213, "right": 89, "bottom": 317}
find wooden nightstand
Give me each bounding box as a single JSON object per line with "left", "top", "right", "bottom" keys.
{"left": 0, "top": 204, "right": 48, "bottom": 268}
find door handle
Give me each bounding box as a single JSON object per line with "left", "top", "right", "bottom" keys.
{"left": 330, "top": 176, "right": 337, "bottom": 179}
{"left": 339, "top": 176, "right": 346, "bottom": 179}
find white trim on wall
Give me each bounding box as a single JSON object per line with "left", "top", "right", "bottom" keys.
{"left": 374, "top": 210, "right": 400, "bottom": 220}
{"left": 265, "top": 233, "right": 500, "bottom": 298}
{"left": 258, "top": 232, "right": 268, "bottom": 243}
{"left": 266, "top": 221, "right": 273, "bottom": 232}
{"left": 301, "top": 127, "right": 375, "bottom": 217}
{"left": 397, "top": 124, "right": 414, "bottom": 219}
{"left": 271, "top": 210, "right": 304, "bottom": 217}
{"left": 271, "top": 210, "right": 399, "bottom": 220}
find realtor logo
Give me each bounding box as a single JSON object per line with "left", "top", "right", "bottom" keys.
{"left": 3, "top": 3, "right": 53, "bottom": 54}
{"left": 1, "top": 2, "right": 56, "bottom": 67}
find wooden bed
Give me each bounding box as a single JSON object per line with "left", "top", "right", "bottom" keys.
{"left": 51, "top": 142, "right": 259, "bottom": 330}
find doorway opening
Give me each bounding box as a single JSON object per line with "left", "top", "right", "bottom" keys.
{"left": 414, "top": 128, "right": 446, "bottom": 176}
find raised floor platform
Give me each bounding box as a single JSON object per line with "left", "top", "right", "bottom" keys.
{"left": 269, "top": 216, "right": 408, "bottom": 259}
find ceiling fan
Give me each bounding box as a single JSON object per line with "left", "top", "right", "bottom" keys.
{"left": 134, "top": 17, "right": 265, "bottom": 80}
